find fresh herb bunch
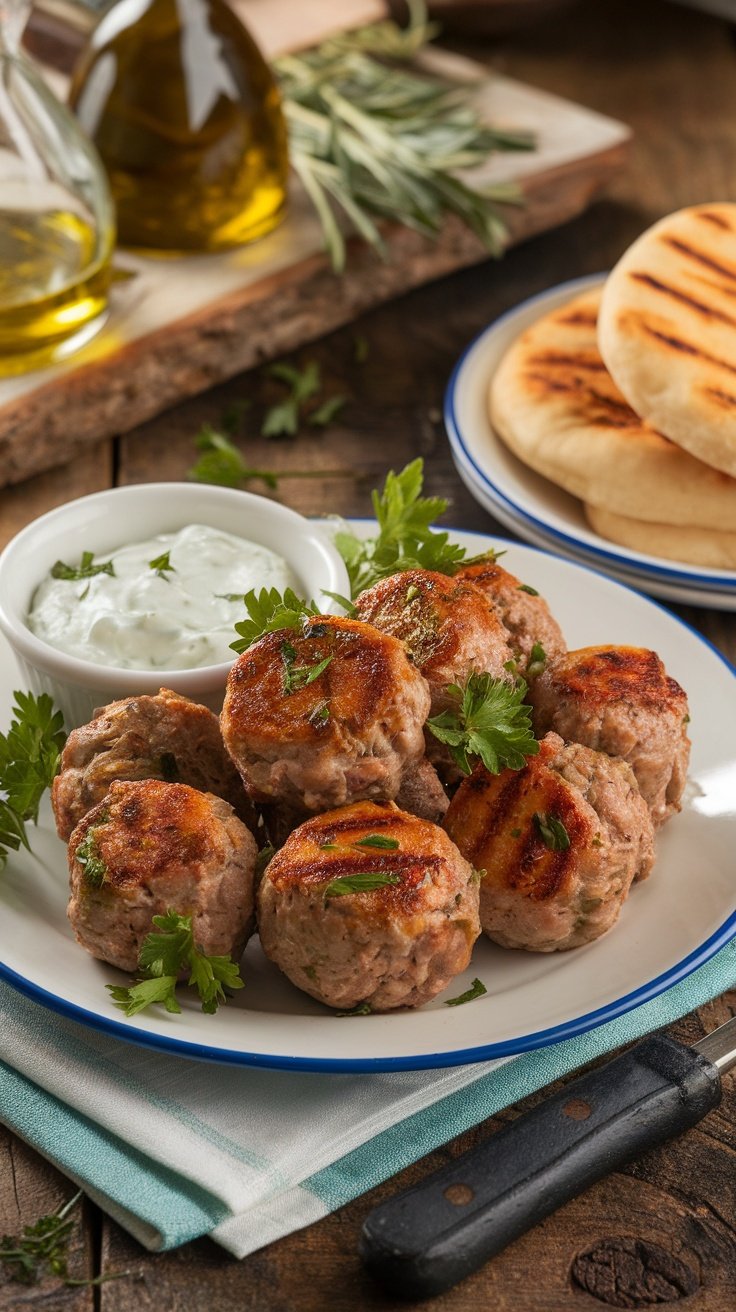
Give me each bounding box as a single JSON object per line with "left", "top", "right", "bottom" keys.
{"left": 427, "top": 672, "right": 538, "bottom": 777}
{"left": 276, "top": 1, "right": 534, "bottom": 272}
{"left": 107, "top": 910, "right": 245, "bottom": 1016}
{"left": 0, "top": 692, "right": 66, "bottom": 869}
{"left": 336, "top": 458, "right": 497, "bottom": 597}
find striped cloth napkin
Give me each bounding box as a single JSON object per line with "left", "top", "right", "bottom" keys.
{"left": 1, "top": 940, "right": 733, "bottom": 1258}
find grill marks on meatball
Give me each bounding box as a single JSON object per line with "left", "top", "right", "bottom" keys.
{"left": 444, "top": 733, "right": 655, "bottom": 952}
{"left": 545, "top": 645, "right": 680, "bottom": 706}
{"left": 258, "top": 801, "right": 481, "bottom": 1010}
{"left": 529, "top": 645, "right": 690, "bottom": 827}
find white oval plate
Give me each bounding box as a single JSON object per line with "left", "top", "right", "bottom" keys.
{"left": 0, "top": 527, "right": 734, "bottom": 1071}
{"left": 444, "top": 274, "right": 736, "bottom": 603}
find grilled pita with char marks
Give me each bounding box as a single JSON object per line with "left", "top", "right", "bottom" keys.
{"left": 598, "top": 203, "right": 736, "bottom": 476}
{"left": 489, "top": 286, "right": 736, "bottom": 529}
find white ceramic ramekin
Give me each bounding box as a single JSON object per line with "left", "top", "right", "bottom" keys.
{"left": 0, "top": 483, "right": 350, "bottom": 729}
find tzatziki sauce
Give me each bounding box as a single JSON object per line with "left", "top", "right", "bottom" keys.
{"left": 28, "top": 524, "right": 298, "bottom": 670}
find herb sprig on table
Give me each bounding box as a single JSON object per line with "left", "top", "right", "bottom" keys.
{"left": 0, "top": 1191, "right": 128, "bottom": 1288}
{"left": 0, "top": 692, "right": 66, "bottom": 869}
{"left": 276, "top": 1, "right": 534, "bottom": 272}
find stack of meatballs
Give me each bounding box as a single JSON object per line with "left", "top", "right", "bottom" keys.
{"left": 55, "top": 558, "right": 690, "bottom": 1014}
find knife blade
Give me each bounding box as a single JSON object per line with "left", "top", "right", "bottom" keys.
{"left": 359, "top": 1015, "right": 736, "bottom": 1301}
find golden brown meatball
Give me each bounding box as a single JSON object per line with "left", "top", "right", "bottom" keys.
{"left": 455, "top": 560, "right": 566, "bottom": 678}
{"left": 52, "top": 687, "right": 252, "bottom": 842}
{"left": 444, "top": 732, "right": 655, "bottom": 952}
{"left": 221, "top": 615, "right": 431, "bottom": 814}
{"left": 257, "top": 800, "right": 481, "bottom": 1011}
{"left": 67, "top": 779, "right": 257, "bottom": 973}
{"left": 528, "top": 646, "right": 690, "bottom": 827}
{"left": 355, "top": 569, "right": 514, "bottom": 715}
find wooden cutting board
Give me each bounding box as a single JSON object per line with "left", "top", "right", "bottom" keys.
{"left": 0, "top": 7, "right": 631, "bottom": 488}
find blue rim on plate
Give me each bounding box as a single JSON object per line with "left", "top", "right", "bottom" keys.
{"left": 452, "top": 444, "right": 736, "bottom": 612}
{"left": 1, "top": 527, "right": 733, "bottom": 1072}
{"left": 444, "top": 274, "right": 736, "bottom": 594}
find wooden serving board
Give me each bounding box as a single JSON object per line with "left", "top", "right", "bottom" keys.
{"left": 0, "top": 11, "right": 631, "bottom": 489}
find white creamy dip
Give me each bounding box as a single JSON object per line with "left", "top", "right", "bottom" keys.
{"left": 28, "top": 524, "right": 298, "bottom": 670}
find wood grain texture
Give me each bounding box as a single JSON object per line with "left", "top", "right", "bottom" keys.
{"left": 1, "top": 1, "right": 735, "bottom": 1309}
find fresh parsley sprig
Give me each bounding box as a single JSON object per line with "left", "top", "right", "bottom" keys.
{"left": 187, "top": 423, "right": 347, "bottom": 490}
{"left": 230, "top": 588, "right": 321, "bottom": 654}
{"left": 427, "top": 673, "right": 539, "bottom": 777}
{"left": 0, "top": 691, "right": 66, "bottom": 868}
{"left": 107, "top": 910, "right": 245, "bottom": 1017}
{"left": 336, "top": 458, "right": 497, "bottom": 597}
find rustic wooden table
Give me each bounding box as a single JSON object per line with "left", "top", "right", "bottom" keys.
{"left": 1, "top": 0, "right": 734, "bottom": 1307}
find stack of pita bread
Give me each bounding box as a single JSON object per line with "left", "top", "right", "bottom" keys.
{"left": 489, "top": 204, "right": 736, "bottom": 569}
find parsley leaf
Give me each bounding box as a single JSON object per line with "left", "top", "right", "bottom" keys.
{"left": 149, "top": 550, "right": 175, "bottom": 580}
{"left": 518, "top": 583, "right": 539, "bottom": 596}
{"left": 533, "top": 812, "right": 571, "bottom": 852}
{"left": 323, "top": 871, "right": 402, "bottom": 896}
{"left": 230, "top": 587, "right": 321, "bottom": 653}
{"left": 107, "top": 910, "right": 245, "bottom": 1017}
{"left": 188, "top": 424, "right": 279, "bottom": 488}
{"left": 262, "top": 360, "right": 320, "bottom": 436}
{"left": 0, "top": 1191, "right": 80, "bottom": 1285}
{"left": 50, "top": 551, "right": 115, "bottom": 581}
{"left": 74, "top": 826, "right": 107, "bottom": 888}
{"left": 426, "top": 673, "right": 539, "bottom": 777}
{"left": 352, "top": 834, "right": 399, "bottom": 850}
{"left": 335, "top": 459, "right": 498, "bottom": 597}
{"left": 444, "top": 978, "right": 487, "bottom": 1007}
{"left": 335, "top": 1001, "right": 372, "bottom": 1017}
{"left": 0, "top": 691, "right": 66, "bottom": 868}
{"left": 281, "top": 641, "right": 333, "bottom": 694}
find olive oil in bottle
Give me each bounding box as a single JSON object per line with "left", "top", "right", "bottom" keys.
{"left": 0, "top": 0, "right": 114, "bottom": 375}
{"left": 70, "top": 0, "right": 289, "bottom": 254}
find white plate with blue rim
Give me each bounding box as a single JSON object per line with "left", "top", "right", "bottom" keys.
{"left": 444, "top": 274, "right": 736, "bottom": 609}
{"left": 0, "top": 524, "right": 734, "bottom": 1071}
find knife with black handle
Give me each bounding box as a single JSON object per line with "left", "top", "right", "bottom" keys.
{"left": 359, "top": 1017, "right": 736, "bottom": 1301}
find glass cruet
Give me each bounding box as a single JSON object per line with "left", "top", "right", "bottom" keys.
{"left": 69, "top": 0, "right": 289, "bottom": 254}
{"left": 0, "top": 0, "right": 115, "bottom": 375}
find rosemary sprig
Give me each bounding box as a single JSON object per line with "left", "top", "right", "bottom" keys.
{"left": 276, "top": 2, "right": 534, "bottom": 272}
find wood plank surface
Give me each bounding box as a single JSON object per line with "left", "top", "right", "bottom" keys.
{"left": 0, "top": 1, "right": 735, "bottom": 1310}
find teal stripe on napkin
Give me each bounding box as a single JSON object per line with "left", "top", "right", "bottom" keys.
{"left": 0, "top": 1060, "right": 229, "bottom": 1248}
{"left": 306, "top": 940, "right": 736, "bottom": 1209}
{"left": 0, "top": 941, "right": 733, "bottom": 1254}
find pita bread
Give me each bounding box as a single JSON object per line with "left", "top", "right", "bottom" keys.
{"left": 598, "top": 204, "right": 736, "bottom": 477}
{"left": 489, "top": 287, "right": 736, "bottom": 529}
{"left": 585, "top": 503, "right": 736, "bottom": 570}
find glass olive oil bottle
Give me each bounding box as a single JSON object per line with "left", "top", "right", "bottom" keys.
{"left": 0, "top": 0, "right": 114, "bottom": 375}
{"left": 69, "top": 0, "right": 289, "bottom": 254}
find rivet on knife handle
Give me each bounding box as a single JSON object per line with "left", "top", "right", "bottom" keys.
{"left": 359, "top": 1035, "right": 721, "bottom": 1301}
